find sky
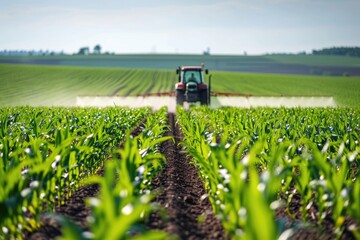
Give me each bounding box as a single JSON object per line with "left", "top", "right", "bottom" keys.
{"left": 0, "top": 0, "right": 360, "bottom": 55}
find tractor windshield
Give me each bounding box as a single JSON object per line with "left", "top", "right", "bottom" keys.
{"left": 182, "top": 70, "right": 203, "bottom": 84}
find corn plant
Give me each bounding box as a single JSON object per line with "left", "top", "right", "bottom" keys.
{"left": 58, "top": 107, "right": 170, "bottom": 239}
{"left": 0, "top": 106, "right": 150, "bottom": 239}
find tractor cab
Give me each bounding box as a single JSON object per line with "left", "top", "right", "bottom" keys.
{"left": 182, "top": 69, "right": 202, "bottom": 84}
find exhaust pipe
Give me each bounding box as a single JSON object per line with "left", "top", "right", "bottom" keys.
{"left": 208, "top": 74, "right": 212, "bottom": 105}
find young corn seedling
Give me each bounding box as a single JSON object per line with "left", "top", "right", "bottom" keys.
{"left": 58, "top": 108, "right": 170, "bottom": 240}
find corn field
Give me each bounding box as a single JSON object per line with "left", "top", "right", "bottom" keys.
{"left": 177, "top": 107, "right": 360, "bottom": 239}
{"left": 1, "top": 106, "right": 359, "bottom": 239}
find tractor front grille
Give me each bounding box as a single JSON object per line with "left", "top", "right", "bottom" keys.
{"left": 186, "top": 83, "right": 197, "bottom": 92}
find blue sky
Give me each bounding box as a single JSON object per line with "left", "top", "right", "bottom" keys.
{"left": 1, "top": 0, "right": 359, "bottom": 55}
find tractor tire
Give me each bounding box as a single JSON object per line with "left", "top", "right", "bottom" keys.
{"left": 176, "top": 91, "right": 184, "bottom": 106}
{"left": 200, "top": 91, "right": 208, "bottom": 105}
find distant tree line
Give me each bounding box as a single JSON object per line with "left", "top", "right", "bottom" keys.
{"left": 2, "top": 46, "right": 359, "bottom": 57}
{"left": 0, "top": 44, "right": 110, "bottom": 56}
{"left": 265, "top": 51, "right": 307, "bottom": 56}
{"left": 77, "top": 45, "right": 101, "bottom": 55}
{"left": 312, "top": 47, "right": 360, "bottom": 57}
{"left": 77, "top": 44, "right": 114, "bottom": 55}
{"left": 0, "top": 50, "right": 65, "bottom": 56}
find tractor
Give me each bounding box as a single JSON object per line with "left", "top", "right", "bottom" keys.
{"left": 175, "top": 64, "right": 211, "bottom": 106}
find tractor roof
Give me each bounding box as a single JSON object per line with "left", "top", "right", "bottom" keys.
{"left": 181, "top": 66, "right": 203, "bottom": 71}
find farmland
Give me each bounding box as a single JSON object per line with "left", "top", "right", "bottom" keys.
{"left": 1, "top": 54, "right": 360, "bottom": 76}
{"left": 1, "top": 64, "right": 360, "bottom": 107}
{"left": 1, "top": 106, "right": 359, "bottom": 239}
{"left": 0, "top": 106, "right": 171, "bottom": 239}
{"left": 177, "top": 107, "right": 360, "bottom": 239}
{"left": 0, "top": 53, "right": 360, "bottom": 239}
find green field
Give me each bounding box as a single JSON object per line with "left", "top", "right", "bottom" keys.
{"left": 265, "top": 55, "right": 360, "bottom": 67}
{"left": 1, "top": 64, "right": 359, "bottom": 107}
{"left": 1, "top": 54, "right": 360, "bottom": 76}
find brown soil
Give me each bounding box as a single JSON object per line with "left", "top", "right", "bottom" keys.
{"left": 147, "top": 113, "right": 227, "bottom": 239}
{"left": 276, "top": 191, "right": 357, "bottom": 240}
{"left": 25, "top": 183, "right": 100, "bottom": 240}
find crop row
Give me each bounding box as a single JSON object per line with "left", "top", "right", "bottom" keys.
{"left": 58, "top": 106, "right": 171, "bottom": 239}
{"left": 0, "top": 106, "right": 168, "bottom": 239}
{"left": 177, "top": 107, "right": 360, "bottom": 239}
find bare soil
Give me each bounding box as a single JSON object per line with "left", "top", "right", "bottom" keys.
{"left": 25, "top": 183, "right": 99, "bottom": 240}
{"left": 276, "top": 191, "right": 357, "bottom": 240}
{"left": 147, "top": 113, "right": 227, "bottom": 239}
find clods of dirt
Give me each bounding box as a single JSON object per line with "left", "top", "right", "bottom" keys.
{"left": 147, "top": 113, "right": 227, "bottom": 240}
{"left": 25, "top": 183, "right": 99, "bottom": 240}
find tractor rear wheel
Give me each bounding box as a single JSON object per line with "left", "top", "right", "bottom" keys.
{"left": 176, "top": 91, "right": 184, "bottom": 106}
{"left": 200, "top": 91, "right": 208, "bottom": 105}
